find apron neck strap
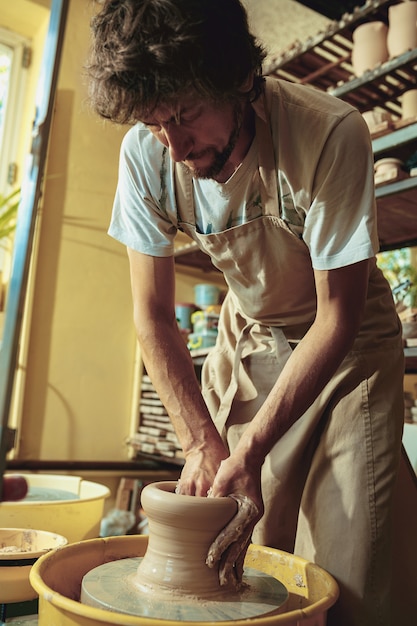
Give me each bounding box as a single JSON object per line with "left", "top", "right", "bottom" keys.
{"left": 251, "top": 80, "right": 279, "bottom": 216}
{"left": 174, "top": 79, "right": 279, "bottom": 225}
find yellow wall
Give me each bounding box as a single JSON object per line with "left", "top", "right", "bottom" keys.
{"left": 16, "top": 0, "right": 137, "bottom": 461}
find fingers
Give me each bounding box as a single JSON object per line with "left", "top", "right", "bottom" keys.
{"left": 175, "top": 478, "right": 210, "bottom": 496}
{"left": 206, "top": 494, "right": 259, "bottom": 566}
{"left": 218, "top": 534, "right": 251, "bottom": 588}
{"left": 175, "top": 466, "right": 214, "bottom": 496}
{"left": 234, "top": 534, "right": 250, "bottom": 583}
{"left": 1, "top": 475, "right": 28, "bottom": 501}
{"left": 206, "top": 494, "right": 259, "bottom": 589}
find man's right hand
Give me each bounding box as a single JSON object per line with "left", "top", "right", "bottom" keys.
{"left": 175, "top": 443, "right": 229, "bottom": 496}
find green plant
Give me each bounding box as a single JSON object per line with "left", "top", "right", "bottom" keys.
{"left": 0, "top": 188, "right": 19, "bottom": 247}
{"left": 377, "top": 248, "right": 417, "bottom": 310}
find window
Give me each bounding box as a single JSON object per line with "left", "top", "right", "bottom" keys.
{"left": 0, "top": 28, "right": 30, "bottom": 277}
{"left": 0, "top": 27, "right": 30, "bottom": 195}
{"left": 377, "top": 247, "right": 417, "bottom": 312}
{"left": 0, "top": 42, "right": 13, "bottom": 154}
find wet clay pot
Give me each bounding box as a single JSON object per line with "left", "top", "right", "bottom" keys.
{"left": 132, "top": 481, "right": 237, "bottom": 598}
{"left": 351, "top": 21, "right": 388, "bottom": 76}
{"left": 387, "top": 1, "right": 417, "bottom": 58}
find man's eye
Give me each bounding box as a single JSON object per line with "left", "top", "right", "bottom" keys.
{"left": 180, "top": 111, "right": 200, "bottom": 124}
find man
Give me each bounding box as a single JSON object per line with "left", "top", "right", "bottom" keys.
{"left": 87, "top": 1, "right": 415, "bottom": 624}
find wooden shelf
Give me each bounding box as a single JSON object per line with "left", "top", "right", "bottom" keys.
{"left": 372, "top": 121, "right": 417, "bottom": 154}
{"left": 329, "top": 48, "right": 417, "bottom": 114}
{"left": 377, "top": 185, "right": 417, "bottom": 251}
{"left": 266, "top": 1, "right": 417, "bottom": 115}
{"left": 371, "top": 122, "right": 417, "bottom": 250}
{"left": 175, "top": 245, "right": 218, "bottom": 273}
{"left": 266, "top": 1, "right": 417, "bottom": 117}
{"left": 265, "top": 0, "right": 404, "bottom": 115}
{"left": 174, "top": 235, "right": 219, "bottom": 273}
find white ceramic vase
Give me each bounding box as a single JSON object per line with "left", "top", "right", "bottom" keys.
{"left": 351, "top": 21, "right": 388, "bottom": 76}
{"left": 387, "top": 1, "right": 417, "bottom": 58}
{"left": 133, "top": 481, "right": 238, "bottom": 598}
{"left": 402, "top": 89, "right": 417, "bottom": 119}
{"left": 374, "top": 157, "right": 403, "bottom": 176}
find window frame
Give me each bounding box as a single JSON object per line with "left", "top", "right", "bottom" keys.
{"left": 0, "top": 27, "right": 30, "bottom": 195}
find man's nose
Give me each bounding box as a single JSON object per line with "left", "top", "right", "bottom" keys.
{"left": 163, "top": 124, "right": 192, "bottom": 162}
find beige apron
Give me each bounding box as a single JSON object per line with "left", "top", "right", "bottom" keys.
{"left": 174, "top": 84, "right": 417, "bottom": 626}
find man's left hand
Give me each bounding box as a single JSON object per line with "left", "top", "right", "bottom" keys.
{"left": 206, "top": 493, "right": 259, "bottom": 588}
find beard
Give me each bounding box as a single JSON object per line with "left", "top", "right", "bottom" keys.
{"left": 185, "top": 102, "right": 243, "bottom": 180}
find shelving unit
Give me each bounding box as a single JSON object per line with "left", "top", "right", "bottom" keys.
{"left": 174, "top": 238, "right": 217, "bottom": 273}
{"left": 129, "top": 373, "right": 185, "bottom": 463}
{"left": 130, "top": 349, "right": 213, "bottom": 466}
{"left": 265, "top": 0, "right": 403, "bottom": 110}
{"left": 373, "top": 120, "right": 417, "bottom": 251}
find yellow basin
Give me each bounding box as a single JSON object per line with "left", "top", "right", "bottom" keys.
{"left": 0, "top": 473, "right": 110, "bottom": 543}
{"left": 0, "top": 527, "right": 67, "bottom": 603}
{"left": 30, "top": 535, "right": 339, "bottom": 625}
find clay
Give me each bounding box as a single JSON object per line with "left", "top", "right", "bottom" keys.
{"left": 81, "top": 483, "right": 289, "bottom": 619}
{"left": 131, "top": 481, "right": 238, "bottom": 598}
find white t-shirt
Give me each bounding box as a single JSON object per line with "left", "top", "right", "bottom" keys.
{"left": 109, "top": 78, "right": 378, "bottom": 271}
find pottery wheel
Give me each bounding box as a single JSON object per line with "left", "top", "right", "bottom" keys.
{"left": 81, "top": 558, "right": 289, "bottom": 622}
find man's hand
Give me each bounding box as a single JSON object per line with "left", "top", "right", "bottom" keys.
{"left": 175, "top": 442, "right": 229, "bottom": 496}
{"left": 206, "top": 493, "right": 259, "bottom": 589}
{"left": 1, "top": 475, "right": 28, "bottom": 501}
{"left": 203, "top": 455, "right": 264, "bottom": 589}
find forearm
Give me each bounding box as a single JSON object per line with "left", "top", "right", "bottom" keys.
{"left": 126, "top": 250, "right": 229, "bottom": 495}
{"left": 234, "top": 314, "right": 356, "bottom": 469}
{"left": 233, "top": 260, "right": 370, "bottom": 468}
{"left": 137, "top": 316, "right": 226, "bottom": 458}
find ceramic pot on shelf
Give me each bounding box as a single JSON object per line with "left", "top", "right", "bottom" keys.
{"left": 402, "top": 89, "right": 417, "bottom": 120}
{"left": 351, "top": 21, "right": 388, "bottom": 76}
{"left": 362, "top": 109, "right": 392, "bottom": 132}
{"left": 387, "top": 1, "right": 417, "bottom": 59}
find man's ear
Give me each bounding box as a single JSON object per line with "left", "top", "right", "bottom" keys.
{"left": 239, "top": 72, "right": 254, "bottom": 94}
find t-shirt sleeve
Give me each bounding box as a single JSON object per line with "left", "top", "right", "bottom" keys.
{"left": 303, "top": 110, "right": 379, "bottom": 270}
{"left": 108, "top": 125, "right": 178, "bottom": 257}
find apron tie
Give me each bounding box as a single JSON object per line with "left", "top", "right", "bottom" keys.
{"left": 214, "top": 325, "right": 293, "bottom": 437}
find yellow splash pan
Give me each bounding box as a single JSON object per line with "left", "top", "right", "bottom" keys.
{"left": 30, "top": 535, "right": 339, "bottom": 626}
{"left": 0, "top": 473, "right": 110, "bottom": 544}
{"left": 0, "top": 528, "right": 68, "bottom": 604}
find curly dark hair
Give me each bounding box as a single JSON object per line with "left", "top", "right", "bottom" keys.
{"left": 87, "top": 0, "right": 266, "bottom": 124}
